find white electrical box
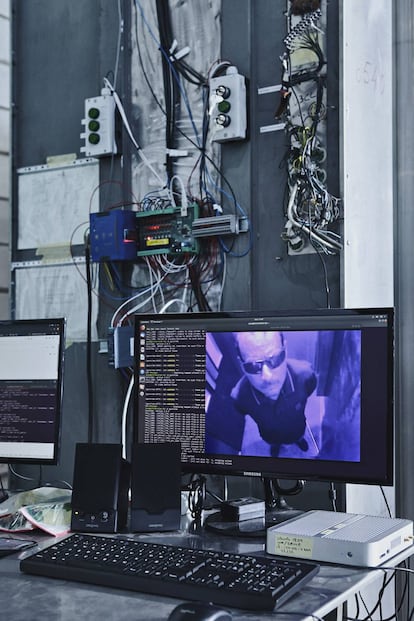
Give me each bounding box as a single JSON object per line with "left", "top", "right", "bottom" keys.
{"left": 209, "top": 66, "right": 247, "bottom": 142}
{"left": 81, "top": 91, "right": 117, "bottom": 157}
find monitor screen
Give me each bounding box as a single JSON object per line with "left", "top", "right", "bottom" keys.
{"left": 0, "top": 318, "right": 65, "bottom": 464}
{"left": 134, "top": 308, "right": 394, "bottom": 486}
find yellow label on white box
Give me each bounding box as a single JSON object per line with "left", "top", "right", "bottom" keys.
{"left": 275, "top": 535, "right": 314, "bottom": 558}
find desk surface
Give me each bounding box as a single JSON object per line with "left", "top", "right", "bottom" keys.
{"left": 0, "top": 526, "right": 412, "bottom": 621}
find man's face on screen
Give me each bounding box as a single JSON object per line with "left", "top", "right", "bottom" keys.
{"left": 236, "top": 331, "right": 287, "bottom": 400}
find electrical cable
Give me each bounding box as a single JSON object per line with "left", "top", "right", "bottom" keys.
{"left": 286, "top": 182, "right": 342, "bottom": 252}
{"left": 0, "top": 473, "right": 8, "bottom": 502}
{"left": 352, "top": 591, "right": 361, "bottom": 620}
{"left": 113, "top": 0, "right": 124, "bottom": 91}
{"left": 110, "top": 259, "right": 171, "bottom": 326}
{"left": 8, "top": 464, "right": 37, "bottom": 483}
{"left": 280, "top": 6, "right": 342, "bottom": 264}
{"left": 133, "top": 3, "right": 250, "bottom": 258}
{"left": 159, "top": 298, "right": 188, "bottom": 313}
{"left": 84, "top": 235, "right": 94, "bottom": 444}
{"left": 103, "top": 77, "right": 166, "bottom": 188}
{"left": 328, "top": 482, "right": 337, "bottom": 511}
{"left": 346, "top": 564, "right": 414, "bottom": 621}
{"left": 380, "top": 486, "right": 393, "bottom": 518}
{"left": 134, "top": 0, "right": 202, "bottom": 147}
{"left": 137, "top": 3, "right": 246, "bottom": 251}
{"left": 391, "top": 563, "right": 409, "bottom": 621}
{"left": 311, "top": 239, "right": 331, "bottom": 307}
{"left": 129, "top": 0, "right": 250, "bottom": 314}
{"left": 121, "top": 375, "right": 134, "bottom": 460}
{"left": 133, "top": 2, "right": 168, "bottom": 118}
{"left": 186, "top": 474, "right": 206, "bottom": 520}
{"left": 155, "top": 0, "right": 178, "bottom": 180}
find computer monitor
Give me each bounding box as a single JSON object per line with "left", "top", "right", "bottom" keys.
{"left": 0, "top": 318, "right": 65, "bottom": 465}
{"left": 133, "top": 308, "right": 394, "bottom": 491}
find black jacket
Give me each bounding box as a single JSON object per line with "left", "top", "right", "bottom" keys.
{"left": 205, "top": 359, "right": 317, "bottom": 455}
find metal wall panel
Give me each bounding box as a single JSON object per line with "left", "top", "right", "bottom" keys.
{"left": 395, "top": 0, "right": 414, "bottom": 521}
{"left": 394, "top": 7, "right": 414, "bottom": 618}
{"left": 342, "top": 0, "right": 394, "bottom": 310}
{"left": 10, "top": 1, "right": 342, "bottom": 503}
{"left": 10, "top": 0, "right": 125, "bottom": 487}
{"left": 11, "top": 0, "right": 119, "bottom": 167}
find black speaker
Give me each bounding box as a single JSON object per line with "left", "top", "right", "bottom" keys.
{"left": 130, "top": 442, "right": 181, "bottom": 532}
{"left": 71, "top": 443, "right": 130, "bottom": 533}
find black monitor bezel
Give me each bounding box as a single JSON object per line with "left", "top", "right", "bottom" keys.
{"left": 0, "top": 317, "right": 66, "bottom": 465}
{"left": 134, "top": 307, "right": 394, "bottom": 487}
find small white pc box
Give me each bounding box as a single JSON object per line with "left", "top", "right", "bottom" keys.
{"left": 266, "top": 510, "right": 413, "bottom": 567}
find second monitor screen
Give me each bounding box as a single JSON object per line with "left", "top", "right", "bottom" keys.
{"left": 134, "top": 310, "right": 392, "bottom": 486}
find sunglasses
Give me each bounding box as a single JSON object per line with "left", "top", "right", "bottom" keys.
{"left": 241, "top": 349, "right": 286, "bottom": 375}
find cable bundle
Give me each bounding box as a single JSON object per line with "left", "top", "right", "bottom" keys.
{"left": 283, "top": 8, "right": 322, "bottom": 52}
{"left": 278, "top": 2, "right": 342, "bottom": 257}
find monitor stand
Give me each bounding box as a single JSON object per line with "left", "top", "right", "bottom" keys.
{"left": 203, "top": 478, "right": 305, "bottom": 539}
{"left": 204, "top": 499, "right": 303, "bottom": 538}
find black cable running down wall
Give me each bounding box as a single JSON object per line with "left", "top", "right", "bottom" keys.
{"left": 155, "top": 0, "right": 180, "bottom": 182}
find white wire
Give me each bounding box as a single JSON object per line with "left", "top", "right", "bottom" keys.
{"left": 121, "top": 374, "right": 134, "bottom": 460}
{"left": 208, "top": 59, "right": 232, "bottom": 79}
{"left": 119, "top": 285, "right": 190, "bottom": 460}
{"left": 217, "top": 251, "right": 226, "bottom": 311}
{"left": 155, "top": 254, "right": 195, "bottom": 273}
{"left": 287, "top": 182, "right": 341, "bottom": 252}
{"left": 155, "top": 254, "right": 177, "bottom": 272}
{"left": 159, "top": 298, "right": 188, "bottom": 313}
{"left": 8, "top": 464, "right": 36, "bottom": 481}
{"left": 103, "top": 77, "right": 166, "bottom": 188}
{"left": 160, "top": 262, "right": 191, "bottom": 313}
{"left": 110, "top": 264, "right": 168, "bottom": 327}
{"left": 110, "top": 282, "right": 156, "bottom": 327}
{"left": 180, "top": 270, "right": 189, "bottom": 308}
{"left": 149, "top": 257, "right": 166, "bottom": 311}
{"left": 118, "top": 274, "right": 164, "bottom": 324}
{"left": 113, "top": 0, "right": 123, "bottom": 90}
{"left": 169, "top": 174, "right": 188, "bottom": 212}
{"left": 110, "top": 252, "right": 195, "bottom": 328}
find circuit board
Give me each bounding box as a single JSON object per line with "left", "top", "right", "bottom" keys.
{"left": 136, "top": 204, "right": 199, "bottom": 256}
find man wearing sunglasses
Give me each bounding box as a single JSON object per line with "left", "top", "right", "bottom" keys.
{"left": 230, "top": 331, "right": 318, "bottom": 457}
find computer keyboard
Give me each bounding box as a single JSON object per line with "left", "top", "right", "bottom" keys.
{"left": 20, "top": 533, "right": 319, "bottom": 612}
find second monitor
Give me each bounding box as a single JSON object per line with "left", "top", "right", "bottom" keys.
{"left": 133, "top": 308, "right": 394, "bottom": 511}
